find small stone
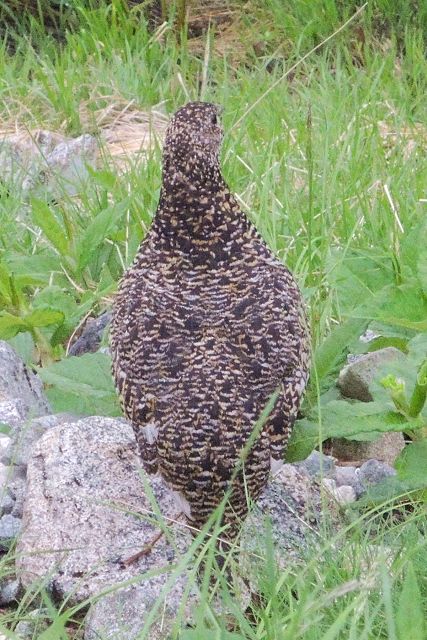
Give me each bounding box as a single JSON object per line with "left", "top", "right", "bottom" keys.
{"left": 359, "top": 329, "right": 380, "bottom": 343}
{"left": 359, "top": 459, "right": 396, "bottom": 486}
{"left": 336, "top": 485, "right": 357, "bottom": 504}
{"left": 335, "top": 466, "right": 364, "bottom": 498}
{"left": 15, "top": 609, "right": 49, "bottom": 639}
{"left": 296, "top": 450, "right": 335, "bottom": 478}
{"left": 322, "top": 479, "right": 356, "bottom": 505}
{"left": 0, "top": 578, "right": 22, "bottom": 605}
{"left": 337, "top": 347, "right": 405, "bottom": 402}
{"left": 69, "top": 312, "right": 111, "bottom": 356}
{"left": 0, "top": 514, "right": 21, "bottom": 548}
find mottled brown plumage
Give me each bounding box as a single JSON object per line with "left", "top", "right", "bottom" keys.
{"left": 111, "top": 101, "right": 310, "bottom": 545}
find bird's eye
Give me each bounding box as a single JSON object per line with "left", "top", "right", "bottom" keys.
{"left": 211, "top": 114, "right": 218, "bottom": 126}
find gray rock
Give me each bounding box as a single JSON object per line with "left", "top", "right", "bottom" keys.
{"left": 84, "top": 581, "right": 195, "bottom": 640}
{"left": 5, "top": 412, "right": 77, "bottom": 468}
{"left": 16, "top": 417, "right": 192, "bottom": 607}
{"left": 24, "top": 134, "right": 98, "bottom": 199}
{"left": 0, "top": 514, "right": 21, "bottom": 548}
{"left": 242, "top": 463, "right": 329, "bottom": 576}
{"left": 14, "top": 609, "right": 49, "bottom": 639}
{"left": 69, "top": 312, "right": 111, "bottom": 356}
{"left": 337, "top": 347, "right": 405, "bottom": 402}
{"left": 295, "top": 450, "right": 336, "bottom": 479}
{"left": 0, "top": 398, "right": 27, "bottom": 429}
{"left": 0, "top": 341, "right": 49, "bottom": 418}
{"left": 322, "top": 479, "right": 356, "bottom": 505}
{"left": 0, "top": 578, "right": 22, "bottom": 605}
{"left": 359, "top": 329, "right": 380, "bottom": 344}
{"left": 330, "top": 432, "right": 405, "bottom": 466}
{"left": 0, "top": 129, "right": 66, "bottom": 197}
{"left": 0, "top": 140, "right": 21, "bottom": 181}
{"left": 359, "top": 459, "right": 396, "bottom": 487}
{"left": 335, "top": 465, "right": 364, "bottom": 498}
{"left": 16, "top": 416, "right": 332, "bottom": 638}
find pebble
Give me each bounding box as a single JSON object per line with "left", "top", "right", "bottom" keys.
{"left": 359, "top": 459, "right": 396, "bottom": 486}
{"left": 335, "top": 465, "right": 364, "bottom": 498}
{"left": 322, "top": 478, "right": 357, "bottom": 505}
{"left": 296, "top": 450, "right": 336, "bottom": 478}
{"left": 0, "top": 578, "right": 22, "bottom": 605}
{"left": 337, "top": 347, "right": 406, "bottom": 402}
{"left": 14, "top": 609, "right": 49, "bottom": 639}
{"left": 69, "top": 311, "right": 111, "bottom": 356}
{"left": 0, "top": 514, "right": 21, "bottom": 548}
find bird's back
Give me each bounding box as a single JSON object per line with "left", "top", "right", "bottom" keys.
{"left": 111, "top": 215, "right": 309, "bottom": 533}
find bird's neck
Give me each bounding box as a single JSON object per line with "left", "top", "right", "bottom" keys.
{"left": 153, "top": 167, "right": 245, "bottom": 246}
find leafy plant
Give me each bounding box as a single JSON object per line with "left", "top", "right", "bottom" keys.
{"left": 37, "top": 351, "right": 121, "bottom": 416}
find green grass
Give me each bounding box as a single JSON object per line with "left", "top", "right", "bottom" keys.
{"left": 0, "top": 0, "right": 427, "bottom": 637}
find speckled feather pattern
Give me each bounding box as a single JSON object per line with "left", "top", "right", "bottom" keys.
{"left": 111, "top": 102, "right": 310, "bottom": 538}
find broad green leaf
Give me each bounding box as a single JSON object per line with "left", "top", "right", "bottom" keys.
{"left": 7, "top": 332, "right": 35, "bottom": 365}
{"left": 6, "top": 254, "right": 61, "bottom": 281}
{"left": 395, "top": 440, "right": 427, "bottom": 486}
{"left": 396, "top": 562, "right": 425, "bottom": 640}
{"left": 354, "top": 475, "right": 427, "bottom": 507}
{"left": 33, "top": 286, "right": 79, "bottom": 319}
{"left": 286, "top": 418, "right": 319, "bottom": 462}
{"left": 364, "top": 282, "right": 427, "bottom": 331}
{"left": 38, "top": 352, "right": 121, "bottom": 416}
{"left": 366, "top": 336, "right": 409, "bottom": 353}
{"left": 31, "top": 198, "right": 69, "bottom": 256}
{"left": 287, "top": 401, "right": 419, "bottom": 463}
{"left": 0, "top": 263, "right": 12, "bottom": 304}
{"left": 0, "top": 313, "right": 27, "bottom": 339}
{"left": 327, "top": 249, "right": 393, "bottom": 316}
{"left": 76, "top": 199, "right": 128, "bottom": 271}
{"left": 24, "top": 308, "right": 64, "bottom": 328}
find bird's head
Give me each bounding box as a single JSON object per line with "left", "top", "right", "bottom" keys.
{"left": 162, "top": 102, "right": 223, "bottom": 188}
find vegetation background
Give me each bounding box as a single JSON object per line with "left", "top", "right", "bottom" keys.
{"left": 0, "top": 1, "right": 426, "bottom": 638}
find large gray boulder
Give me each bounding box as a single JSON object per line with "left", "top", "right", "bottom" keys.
{"left": 16, "top": 417, "right": 192, "bottom": 603}
{"left": 16, "top": 417, "right": 329, "bottom": 638}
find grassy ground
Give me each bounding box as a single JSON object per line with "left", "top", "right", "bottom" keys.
{"left": 0, "top": 1, "right": 426, "bottom": 638}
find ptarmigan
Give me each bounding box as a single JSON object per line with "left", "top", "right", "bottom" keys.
{"left": 110, "top": 101, "right": 310, "bottom": 555}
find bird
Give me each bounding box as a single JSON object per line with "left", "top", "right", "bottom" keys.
{"left": 110, "top": 101, "right": 310, "bottom": 565}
